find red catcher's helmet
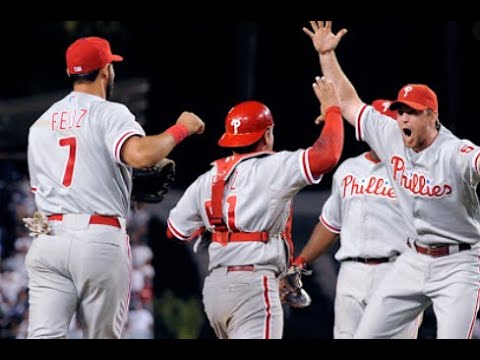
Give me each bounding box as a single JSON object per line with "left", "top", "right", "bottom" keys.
{"left": 218, "top": 101, "right": 274, "bottom": 148}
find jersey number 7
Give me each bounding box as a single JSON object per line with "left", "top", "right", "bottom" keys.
{"left": 59, "top": 136, "right": 77, "bottom": 187}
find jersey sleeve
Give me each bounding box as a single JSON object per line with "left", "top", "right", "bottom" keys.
{"left": 320, "top": 169, "right": 342, "bottom": 234}
{"left": 355, "top": 105, "right": 398, "bottom": 162}
{"left": 455, "top": 140, "right": 480, "bottom": 186}
{"left": 265, "top": 149, "right": 323, "bottom": 200}
{"left": 287, "top": 149, "right": 324, "bottom": 185}
{"left": 27, "top": 129, "right": 39, "bottom": 194}
{"left": 101, "top": 102, "right": 146, "bottom": 165}
{"left": 167, "top": 179, "right": 206, "bottom": 241}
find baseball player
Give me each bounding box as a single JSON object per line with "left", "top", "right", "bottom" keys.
{"left": 166, "top": 78, "right": 344, "bottom": 339}
{"left": 304, "top": 21, "right": 480, "bottom": 339}
{"left": 24, "top": 36, "right": 205, "bottom": 339}
{"left": 296, "top": 99, "right": 421, "bottom": 338}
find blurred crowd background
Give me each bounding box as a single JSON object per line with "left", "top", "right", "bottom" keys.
{"left": 2, "top": 20, "right": 480, "bottom": 339}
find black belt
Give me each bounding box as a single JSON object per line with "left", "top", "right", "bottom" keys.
{"left": 344, "top": 257, "right": 392, "bottom": 265}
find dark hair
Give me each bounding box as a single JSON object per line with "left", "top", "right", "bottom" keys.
{"left": 70, "top": 69, "right": 101, "bottom": 85}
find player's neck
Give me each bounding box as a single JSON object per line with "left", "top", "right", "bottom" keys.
{"left": 413, "top": 128, "right": 440, "bottom": 153}
{"left": 73, "top": 82, "right": 107, "bottom": 100}
{"left": 366, "top": 150, "right": 380, "bottom": 163}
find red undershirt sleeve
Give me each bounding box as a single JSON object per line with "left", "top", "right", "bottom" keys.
{"left": 307, "top": 106, "right": 344, "bottom": 178}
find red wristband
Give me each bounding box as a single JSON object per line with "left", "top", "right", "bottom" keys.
{"left": 325, "top": 106, "right": 341, "bottom": 116}
{"left": 292, "top": 256, "right": 307, "bottom": 268}
{"left": 166, "top": 124, "right": 190, "bottom": 145}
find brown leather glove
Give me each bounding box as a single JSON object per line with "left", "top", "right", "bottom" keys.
{"left": 279, "top": 257, "right": 312, "bottom": 309}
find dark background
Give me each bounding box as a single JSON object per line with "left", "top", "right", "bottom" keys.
{"left": 1, "top": 20, "right": 480, "bottom": 189}
{"left": 1, "top": 20, "right": 480, "bottom": 339}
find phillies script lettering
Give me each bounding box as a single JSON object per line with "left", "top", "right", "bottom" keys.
{"left": 342, "top": 175, "right": 396, "bottom": 199}
{"left": 391, "top": 156, "right": 452, "bottom": 198}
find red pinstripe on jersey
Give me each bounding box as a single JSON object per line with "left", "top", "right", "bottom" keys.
{"left": 474, "top": 152, "right": 480, "bottom": 175}
{"left": 262, "top": 276, "right": 272, "bottom": 339}
{"left": 467, "top": 251, "right": 480, "bottom": 339}
{"left": 320, "top": 214, "right": 340, "bottom": 234}
{"left": 114, "top": 130, "right": 142, "bottom": 163}
{"left": 120, "top": 235, "right": 132, "bottom": 334}
{"left": 356, "top": 104, "right": 369, "bottom": 141}
{"left": 167, "top": 219, "right": 205, "bottom": 241}
{"left": 302, "top": 149, "right": 315, "bottom": 184}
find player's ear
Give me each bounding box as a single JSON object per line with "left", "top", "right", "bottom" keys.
{"left": 100, "top": 63, "right": 110, "bottom": 79}
{"left": 263, "top": 127, "right": 274, "bottom": 149}
{"left": 265, "top": 127, "right": 274, "bottom": 140}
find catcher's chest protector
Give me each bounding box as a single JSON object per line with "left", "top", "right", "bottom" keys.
{"left": 211, "top": 152, "right": 272, "bottom": 231}
{"left": 209, "top": 151, "right": 278, "bottom": 247}
{"left": 211, "top": 154, "right": 251, "bottom": 229}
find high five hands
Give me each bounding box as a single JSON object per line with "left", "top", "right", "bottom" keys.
{"left": 302, "top": 21, "right": 348, "bottom": 55}
{"left": 312, "top": 76, "right": 341, "bottom": 125}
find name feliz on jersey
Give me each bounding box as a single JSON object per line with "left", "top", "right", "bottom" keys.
{"left": 50, "top": 109, "right": 88, "bottom": 131}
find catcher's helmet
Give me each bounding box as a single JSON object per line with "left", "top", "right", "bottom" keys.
{"left": 218, "top": 101, "right": 274, "bottom": 148}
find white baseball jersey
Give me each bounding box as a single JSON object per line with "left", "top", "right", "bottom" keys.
{"left": 353, "top": 104, "right": 480, "bottom": 339}
{"left": 320, "top": 152, "right": 420, "bottom": 339}
{"left": 168, "top": 149, "right": 321, "bottom": 272}
{"left": 168, "top": 149, "right": 322, "bottom": 339}
{"left": 356, "top": 105, "right": 480, "bottom": 246}
{"left": 25, "top": 91, "right": 144, "bottom": 338}
{"left": 321, "top": 152, "right": 406, "bottom": 260}
{"left": 28, "top": 91, "right": 145, "bottom": 218}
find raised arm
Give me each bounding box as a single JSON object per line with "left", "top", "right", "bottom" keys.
{"left": 122, "top": 112, "right": 205, "bottom": 169}
{"left": 308, "top": 77, "right": 344, "bottom": 178}
{"left": 303, "top": 21, "right": 364, "bottom": 126}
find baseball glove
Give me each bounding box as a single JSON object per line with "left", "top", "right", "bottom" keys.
{"left": 131, "top": 158, "right": 175, "bottom": 203}
{"left": 23, "top": 212, "right": 52, "bottom": 237}
{"left": 280, "top": 260, "right": 313, "bottom": 309}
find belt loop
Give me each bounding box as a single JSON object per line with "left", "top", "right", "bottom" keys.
{"left": 216, "top": 232, "right": 229, "bottom": 246}
{"left": 117, "top": 217, "right": 127, "bottom": 231}
{"left": 62, "top": 214, "right": 90, "bottom": 230}
{"left": 449, "top": 244, "right": 459, "bottom": 255}
{"left": 407, "top": 238, "right": 414, "bottom": 249}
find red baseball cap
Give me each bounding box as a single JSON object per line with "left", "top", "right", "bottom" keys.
{"left": 389, "top": 84, "right": 438, "bottom": 113}
{"left": 371, "top": 99, "right": 397, "bottom": 120}
{"left": 66, "top": 37, "right": 123, "bottom": 75}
